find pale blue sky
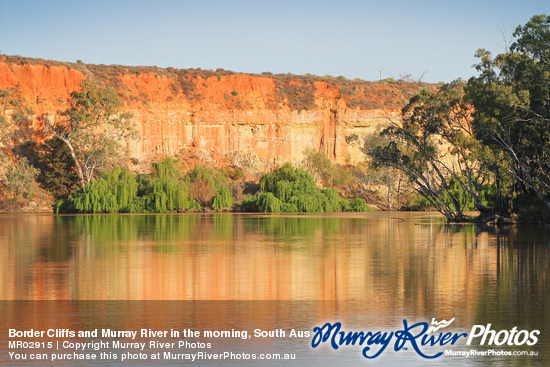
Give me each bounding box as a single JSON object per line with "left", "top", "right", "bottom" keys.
{"left": 0, "top": 0, "right": 547, "bottom": 82}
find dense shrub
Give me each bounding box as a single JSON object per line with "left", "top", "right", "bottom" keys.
{"left": 60, "top": 159, "right": 240, "bottom": 213}
{"left": 62, "top": 167, "right": 137, "bottom": 213}
{"left": 59, "top": 160, "right": 370, "bottom": 214}
{"left": 301, "top": 150, "right": 353, "bottom": 188}
{"left": 187, "top": 164, "right": 234, "bottom": 208}
{"left": 211, "top": 186, "right": 235, "bottom": 210}
{"left": 2, "top": 155, "right": 40, "bottom": 199}
{"left": 61, "top": 159, "right": 198, "bottom": 213}
{"left": 439, "top": 176, "right": 496, "bottom": 212}
{"left": 347, "top": 198, "right": 370, "bottom": 212}
{"left": 147, "top": 158, "right": 195, "bottom": 212}
{"left": 243, "top": 163, "right": 370, "bottom": 213}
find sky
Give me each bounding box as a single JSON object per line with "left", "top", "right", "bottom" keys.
{"left": 0, "top": 0, "right": 548, "bottom": 83}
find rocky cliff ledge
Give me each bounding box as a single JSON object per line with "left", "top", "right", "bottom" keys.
{"left": 0, "top": 56, "right": 429, "bottom": 170}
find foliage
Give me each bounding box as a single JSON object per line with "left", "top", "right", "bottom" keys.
{"left": 60, "top": 159, "right": 239, "bottom": 213}
{"left": 36, "top": 138, "right": 80, "bottom": 200}
{"left": 348, "top": 198, "right": 371, "bottom": 212}
{"left": 365, "top": 14, "right": 550, "bottom": 222}
{"left": 0, "top": 88, "right": 34, "bottom": 143}
{"left": 465, "top": 14, "right": 550, "bottom": 214}
{"left": 0, "top": 90, "right": 41, "bottom": 201}
{"left": 403, "top": 194, "right": 433, "bottom": 210}
{"left": 187, "top": 164, "right": 232, "bottom": 207}
{"left": 365, "top": 81, "right": 499, "bottom": 221}
{"left": 63, "top": 167, "right": 137, "bottom": 213}
{"left": 439, "top": 176, "right": 496, "bottom": 212}
{"left": 301, "top": 150, "right": 352, "bottom": 188}
{"left": 145, "top": 158, "right": 195, "bottom": 212}
{"left": 512, "top": 192, "right": 550, "bottom": 223}
{"left": 61, "top": 159, "right": 199, "bottom": 213}
{"left": 41, "top": 79, "right": 136, "bottom": 189}
{"left": 1, "top": 155, "right": 39, "bottom": 199}
{"left": 362, "top": 133, "right": 411, "bottom": 210}
{"left": 244, "top": 192, "right": 283, "bottom": 212}
{"left": 211, "top": 186, "right": 235, "bottom": 210}
{"left": 243, "top": 163, "right": 369, "bottom": 213}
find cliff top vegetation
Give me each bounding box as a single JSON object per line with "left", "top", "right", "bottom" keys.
{"left": 0, "top": 54, "right": 431, "bottom": 111}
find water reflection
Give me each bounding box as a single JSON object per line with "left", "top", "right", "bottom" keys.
{"left": 0, "top": 213, "right": 547, "bottom": 306}
{"left": 1, "top": 213, "right": 548, "bottom": 365}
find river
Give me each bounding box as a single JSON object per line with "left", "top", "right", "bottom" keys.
{"left": 0, "top": 212, "right": 548, "bottom": 365}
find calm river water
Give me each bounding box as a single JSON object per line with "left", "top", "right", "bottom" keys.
{"left": 0, "top": 212, "right": 548, "bottom": 366}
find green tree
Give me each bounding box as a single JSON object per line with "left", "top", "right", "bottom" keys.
{"left": 244, "top": 163, "right": 369, "bottom": 213}
{"left": 61, "top": 159, "right": 200, "bottom": 213}
{"left": 1, "top": 154, "right": 39, "bottom": 199}
{"left": 366, "top": 14, "right": 550, "bottom": 221}
{"left": 365, "top": 81, "right": 495, "bottom": 222}
{"left": 362, "top": 133, "right": 409, "bottom": 210}
{"left": 36, "top": 138, "right": 80, "bottom": 200}
{"left": 139, "top": 158, "right": 196, "bottom": 213}
{"left": 211, "top": 186, "right": 235, "bottom": 209}
{"left": 301, "top": 149, "right": 352, "bottom": 188}
{"left": 41, "top": 79, "right": 136, "bottom": 189}
{"left": 466, "top": 14, "right": 550, "bottom": 212}
{"left": 185, "top": 164, "right": 235, "bottom": 208}
{"left": 64, "top": 167, "right": 139, "bottom": 213}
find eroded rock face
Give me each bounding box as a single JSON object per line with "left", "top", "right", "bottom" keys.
{"left": 0, "top": 57, "right": 424, "bottom": 169}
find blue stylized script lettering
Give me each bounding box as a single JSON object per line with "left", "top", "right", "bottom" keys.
{"left": 394, "top": 320, "right": 441, "bottom": 358}
{"left": 422, "top": 330, "right": 467, "bottom": 346}
{"left": 311, "top": 322, "right": 392, "bottom": 358}
{"left": 311, "top": 322, "right": 342, "bottom": 349}
{"left": 361, "top": 331, "right": 394, "bottom": 359}
{"left": 311, "top": 319, "right": 467, "bottom": 359}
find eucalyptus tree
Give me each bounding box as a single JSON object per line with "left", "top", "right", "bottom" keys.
{"left": 366, "top": 81, "right": 495, "bottom": 222}
{"left": 42, "top": 80, "right": 136, "bottom": 189}
{"left": 366, "top": 14, "right": 550, "bottom": 221}
{"left": 466, "top": 14, "right": 550, "bottom": 212}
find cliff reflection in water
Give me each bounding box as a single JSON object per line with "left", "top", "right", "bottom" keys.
{"left": 0, "top": 213, "right": 547, "bottom": 312}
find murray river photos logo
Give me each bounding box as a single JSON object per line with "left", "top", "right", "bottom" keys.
{"left": 310, "top": 318, "right": 540, "bottom": 359}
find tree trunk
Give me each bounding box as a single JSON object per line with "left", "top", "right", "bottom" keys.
{"left": 42, "top": 114, "right": 87, "bottom": 190}
{"left": 63, "top": 139, "right": 86, "bottom": 190}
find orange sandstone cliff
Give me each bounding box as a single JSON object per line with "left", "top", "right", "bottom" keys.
{"left": 0, "top": 56, "right": 428, "bottom": 170}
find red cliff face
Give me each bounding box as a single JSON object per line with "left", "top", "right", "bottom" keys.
{"left": 0, "top": 57, "right": 426, "bottom": 170}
